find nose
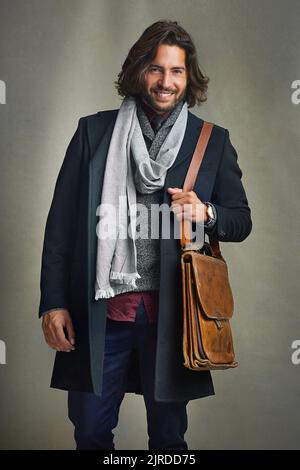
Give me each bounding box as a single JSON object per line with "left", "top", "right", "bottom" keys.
{"left": 158, "top": 71, "right": 172, "bottom": 90}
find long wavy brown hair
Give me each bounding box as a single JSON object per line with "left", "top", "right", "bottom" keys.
{"left": 114, "top": 20, "right": 209, "bottom": 108}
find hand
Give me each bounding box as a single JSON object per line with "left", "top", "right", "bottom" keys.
{"left": 167, "top": 187, "right": 208, "bottom": 223}
{"left": 42, "top": 309, "right": 75, "bottom": 352}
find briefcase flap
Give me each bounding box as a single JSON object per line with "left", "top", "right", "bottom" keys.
{"left": 183, "top": 251, "right": 234, "bottom": 320}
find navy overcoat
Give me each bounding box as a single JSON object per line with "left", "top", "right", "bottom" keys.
{"left": 39, "top": 107, "right": 252, "bottom": 401}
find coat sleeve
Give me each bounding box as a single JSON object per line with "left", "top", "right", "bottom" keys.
{"left": 38, "top": 118, "right": 85, "bottom": 317}
{"left": 207, "top": 129, "right": 252, "bottom": 242}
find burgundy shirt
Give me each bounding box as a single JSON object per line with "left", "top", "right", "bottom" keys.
{"left": 107, "top": 290, "right": 160, "bottom": 324}
{"left": 107, "top": 98, "right": 172, "bottom": 324}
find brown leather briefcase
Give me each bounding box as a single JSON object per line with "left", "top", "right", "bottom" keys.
{"left": 180, "top": 122, "right": 238, "bottom": 371}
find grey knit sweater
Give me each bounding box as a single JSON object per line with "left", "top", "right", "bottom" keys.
{"left": 133, "top": 98, "right": 185, "bottom": 291}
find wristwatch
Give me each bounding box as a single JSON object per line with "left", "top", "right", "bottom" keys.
{"left": 204, "top": 202, "right": 217, "bottom": 228}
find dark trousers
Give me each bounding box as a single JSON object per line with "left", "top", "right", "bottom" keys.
{"left": 68, "top": 298, "right": 189, "bottom": 450}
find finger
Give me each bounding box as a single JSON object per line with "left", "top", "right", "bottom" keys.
{"left": 167, "top": 187, "right": 183, "bottom": 196}
{"left": 53, "top": 324, "right": 75, "bottom": 351}
{"left": 65, "top": 318, "right": 76, "bottom": 346}
{"left": 175, "top": 212, "right": 185, "bottom": 221}
{"left": 44, "top": 324, "right": 58, "bottom": 347}
{"left": 175, "top": 211, "right": 193, "bottom": 221}
{"left": 170, "top": 192, "right": 194, "bottom": 202}
{"left": 171, "top": 202, "right": 193, "bottom": 215}
{"left": 43, "top": 324, "right": 72, "bottom": 352}
{"left": 171, "top": 203, "right": 182, "bottom": 214}
{"left": 43, "top": 331, "right": 53, "bottom": 347}
{"left": 195, "top": 204, "right": 206, "bottom": 221}
{"left": 44, "top": 332, "right": 60, "bottom": 351}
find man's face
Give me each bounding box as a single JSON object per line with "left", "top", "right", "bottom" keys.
{"left": 140, "top": 44, "right": 188, "bottom": 114}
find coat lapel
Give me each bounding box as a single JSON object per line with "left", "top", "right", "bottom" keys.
{"left": 87, "top": 115, "right": 116, "bottom": 304}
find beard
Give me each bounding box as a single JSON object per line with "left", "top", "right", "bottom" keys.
{"left": 139, "top": 86, "right": 187, "bottom": 113}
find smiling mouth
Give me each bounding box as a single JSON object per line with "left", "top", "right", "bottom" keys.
{"left": 153, "top": 91, "right": 174, "bottom": 99}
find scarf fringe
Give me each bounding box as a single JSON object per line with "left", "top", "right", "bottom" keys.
{"left": 95, "top": 286, "right": 116, "bottom": 300}
{"left": 110, "top": 271, "right": 141, "bottom": 285}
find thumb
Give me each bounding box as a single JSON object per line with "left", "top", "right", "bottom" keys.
{"left": 65, "top": 317, "right": 75, "bottom": 345}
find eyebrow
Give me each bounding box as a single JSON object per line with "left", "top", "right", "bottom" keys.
{"left": 149, "top": 64, "right": 186, "bottom": 71}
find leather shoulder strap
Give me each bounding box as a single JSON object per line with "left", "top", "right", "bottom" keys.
{"left": 180, "top": 121, "right": 222, "bottom": 258}
{"left": 182, "top": 121, "right": 213, "bottom": 193}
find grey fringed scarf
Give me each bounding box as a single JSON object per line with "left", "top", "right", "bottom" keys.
{"left": 95, "top": 95, "right": 188, "bottom": 299}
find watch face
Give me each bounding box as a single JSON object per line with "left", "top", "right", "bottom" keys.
{"left": 207, "top": 205, "right": 214, "bottom": 219}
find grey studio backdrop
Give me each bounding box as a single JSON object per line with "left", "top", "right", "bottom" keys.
{"left": 0, "top": 0, "right": 299, "bottom": 450}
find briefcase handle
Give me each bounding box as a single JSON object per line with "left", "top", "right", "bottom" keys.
{"left": 180, "top": 121, "right": 223, "bottom": 260}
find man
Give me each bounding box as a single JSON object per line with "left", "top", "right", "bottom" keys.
{"left": 39, "top": 20, "right": 252, "bottom": 450}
